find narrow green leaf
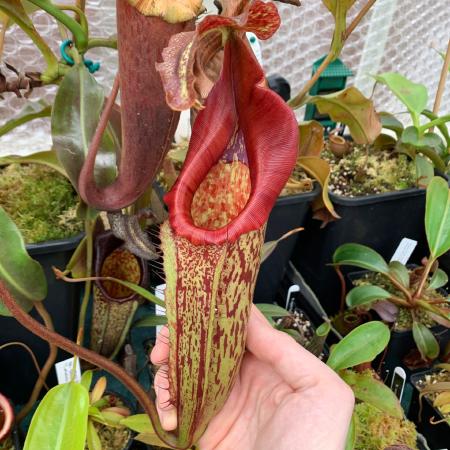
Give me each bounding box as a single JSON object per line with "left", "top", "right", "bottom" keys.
{"left": 344, "top": 413, "right": 356, "bottom": 450}
{"left": 327, "top": 321, "right": 390, "bottom": 371}
{"left": 388, "top": 261, "right": 410, "bottom": 288}
{"left": 307, "top": 87, "right": 381, "bottom": 144}
{"left": 80, "top": 370, "right": 93, "bottom": 391}
{"left": 0, "top": 102, "right": 51, "bottom": 138}
{"left": 346, "top": 285, "right": 391, "bottom": 308}
{"left": 24, "top": 383, "right": 89, "bottom": 450}
{"left": 425, "top": 176, "right": 450, "bottom": 258}
{"left": 316, "top": 321, "right": 331, "bottom": 337}
{"left": 374, "top": 73, "right": 428, "bottom": 119}
{"left": 256, "top": 303, "right": 291, "bottom": 318}
{"left": 321, "top": 0, "right": 356, "bottom": 58}
{"left": 120, "top": 414, "right": 153, "bottom": 434}
{"left": 415, "top": 154, "right": 434, "bottom": 188}
{"left": 0, "top": 206, "right": 47, "bottom": 316}
{"left": 379, "top": 112, "right": 404, "bottom": 139}
{"left": 332, "top": 243, "right": 389, "bottom": 274}
{"left": 86, "top": 421, "right": 102, "bottom": 450}
{"left": 135, "top": 314, "right": 168, "bottom": 328}
{"left": 52, "top": 64, "right": 119, "bottom": 191}
{"left": 261, "top": 227, "right": 303, "bottom": 264}
{"left": 0, "top": 150, "right": 67, "bottom": 178}
{"left": 429, "top": 268, "right": 448, "bottom": 290}
{"left": 412, "top": 321, "right": 439, "bottom": 360}
{"left": 340, "top": 370, "right": 403, "bottom": 418}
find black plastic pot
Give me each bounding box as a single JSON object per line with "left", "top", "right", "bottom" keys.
{"left": 292, "top": 186, "right": 434, "bottom": 315}
{"left": 253, "top": 184, "right": 320, "bottom": 302}
{"left": 0, "top": 234, "right": 83, "bottom": 404}
{"left": 410, "top": 369, "right": 450, "bottom": 449}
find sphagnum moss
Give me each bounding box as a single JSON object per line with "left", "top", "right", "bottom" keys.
{"left": 325, "top": 144, "right": 417, "bottom": 197}
{"left": 354, "top": 402, "right": 417, "bottom": 450}
{"left": 0, "top": 163, "right": 82, "bottom": 244}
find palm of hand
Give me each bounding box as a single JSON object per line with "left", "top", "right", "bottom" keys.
{"left": 151, "top": 307, "right": 354, "bottom": 450}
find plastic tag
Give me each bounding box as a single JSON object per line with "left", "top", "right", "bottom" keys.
{"left": 155, "top": 283, "right": 167, "bottom": 335}
{"left": 390, "top": 238, "right": 417, "bottom": 265}
{"left": 55, "top": 357, "right": 81, "bottom": 384}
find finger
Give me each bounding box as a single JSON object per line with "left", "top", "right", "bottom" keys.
{"left": 247, "top": 305, "right": 339, "bottom": 390}
{"left": 150, "top": 325, "right": 169, "bottom": 365}
{"left": 154, "top": 364, "right": 177, "bottom": 431}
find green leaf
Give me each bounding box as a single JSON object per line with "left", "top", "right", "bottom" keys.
{"left": 412, "top": 321, "right": 440, "bottom": 360}
{"left": 340, "top": 370, "right": 403, "bottom": 418}
{"left": 298, "top": 121, "right": 324, "bottom": 156}
{"left": 80, "top": 370, "right": 93, "bottom": 391}
{"left": 261, "top": 227, "right": 303, "bottom": 264}
{"left": 425, "top": 176, "right": 450, "bottom": 258}
{"left": 307, "top": 87, "right": 382, "bottom": 144}
{"left": 255, "top": 303, "right": 291, "bottom": 318}
{"left": 0, "top": 102, "right": 51, "bottom": 139}
{"left": 0, "top": 150, "right": 68, "bottom": 178}
{"left": 327, "top": 321, "right": 390, "bottom": 371}
{"left": 373, "top": 133, "right": 397, "bottom": 151}
{"left": 0, "top": 0, "right": 34, "bottom": 28}
{"left": 344, "top": 413, "right": 356, "bottom": 450}
{"left": 346, "top": 285, "right": 391, "bottom": 308}
{"left": 429, "top": 268, "right": 448, "bottom": 290}
{"left": 415, "top": 154, "right": 434, "bottom": 188}
{"left": 86, "top": 420, "right": 102, "bottom": 450}
{"left": 52, "top": 64, "right": 119, "bottom": 191}
{"left": 135, "top": 314, "right": 168, "bottom": 328}
{"left": 421, "top": 109, "right": 450, "bottom": 149}
{"left": 24, "top": 382, "right": 89, "bottom": 450}
{"left": 332, "top": 243, "right": 389, "bottom": 274}
{"left": 374, "top": 72, "right": 428, "bottom": 123}
{"left": 379, "top": 112, "right": 404, "bottom": 139}
{"left": 398, "top": 127, "right": 446, "bottom": 171}
{"left": 0, "top": 206, "right": 47, "bottom": 316}
{"left": 297, "top": 156, "right": 338, "bottom": 218}
{"left": 120, "top": 414, "right": 153, "bottom": 434}
{"left": 388, "top": 261, "right": 410, "bottom": 288}
{"left": 316, "top": 321, "right": 331, "bottom": 337}
{"left": 321, "top": 0, "right": 356, "bottom": 58}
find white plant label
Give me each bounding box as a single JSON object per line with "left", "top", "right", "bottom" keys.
{"left": 390, "top": 238, "right": 418, "bottom": 265}
{"left": 155, "top": 283, "right": 167, "bottom": 335}
{"left": 55, "top": 357, "right": 81, "bottom": 384}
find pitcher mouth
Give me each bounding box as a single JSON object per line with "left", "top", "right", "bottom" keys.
{"left": 164, "top": 36, "right": 298, "bottom": 246}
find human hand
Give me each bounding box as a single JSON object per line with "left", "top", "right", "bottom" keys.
{"left": 150, "top": 305, "right": 354, "bottom": 450}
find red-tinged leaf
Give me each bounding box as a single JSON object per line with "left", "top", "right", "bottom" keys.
{"left": 165, "top": 37, "right": 298, "bottom": 245}
{"left": 157, "top": 0, "right": 281, "bottom": 110}
{"left": 197, "top": 0, "right": 280, "bottom": 38}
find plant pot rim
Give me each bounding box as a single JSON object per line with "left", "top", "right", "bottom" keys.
{"left": 329, "top": 172, "right": 448, "bottom": 206}
{"left": 276, "top": 182, "right": 321, "bottom": 206}
{"left": 26, "top": 233, "right": 85, "bottom": 255}
{"left": 410, "top": 368, "right": 450, "bottom": 428}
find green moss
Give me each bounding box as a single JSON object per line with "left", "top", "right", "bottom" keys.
{"left": 0, "top": 164, "right": 83, "bottom": 244}
{"left": 325, "top": 144, "right": 417, "bottom": 197}
{"left": 354, "top": 402, "right": 417, "bottom": 450}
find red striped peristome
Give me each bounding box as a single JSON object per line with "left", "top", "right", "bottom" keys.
{"left": 165, "top": 36, "right": 298, "bottom": 245}
{"left": 0, "top": 392, "right": 13, "bottom": 442}
{"left": 158, "top": 9, "right": 298, "bottom": 447}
